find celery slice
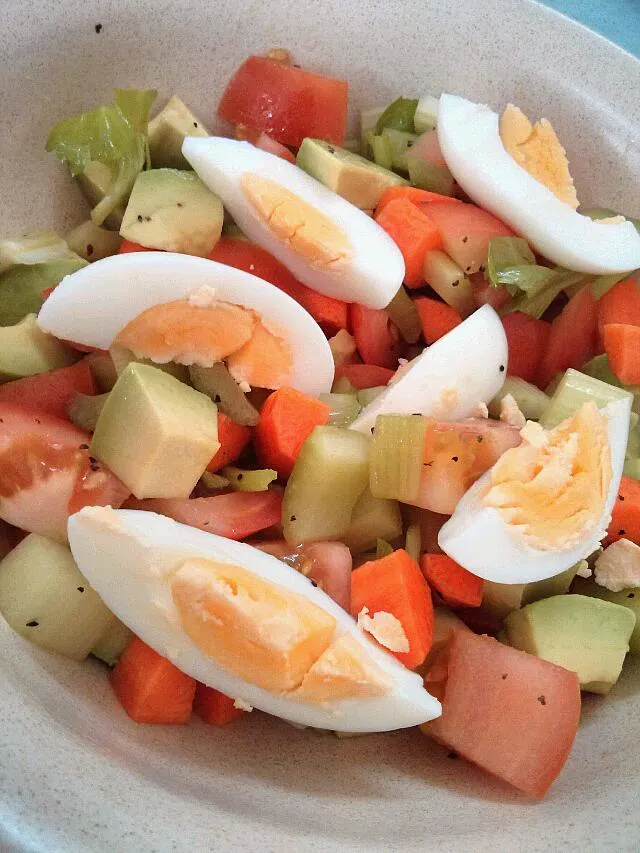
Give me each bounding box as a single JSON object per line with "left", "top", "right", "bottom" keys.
{"left": 407, "top": 158, "right": 455, "bottom": 196}
{"left": 381, "top": 128, "right": 418, "bottom": 172}
{"left": 414, "top": 95, "right": 440, "bottom": 134}
{"left": 222, "top": 466, "right": 277, "bottom": 492}
{"left": 188, "top": 363, "right": 259, "bottom": 426}
{"left": 423, "top": 250, "right": 475, "bottom": 317}
{"left": 370, "top": 134, "right": 393, "bottom": 171}
{"left": 502, "top": 270, "right": 589, "bottom": 319}
{"left": 405, "top": 523, "right": 421, "bottom": 563}
{"left": 375, "top": 98, "right": 418, "bottom": 134}
{"left": 488, "top": 376, "right": 550, "bottom": 421}
{"left": 386, "top": 286, "right": 422, "bottom": 343}
{"left": 540, "top": 368, "right": 633, "bottom": 429}
{"left": 356, "top": 386, "right": 386, "bottom": 408}
{"left": 369, "top": 414, "right": 428, "bottom": 502}
{"left": 66, "top": 392, "right": 109, "bottom": 432}
{"left": 376, "top": 539, "right": 395, "bottom": 559}
{"left": 200, "top": 471, "right": 230, "bottom": 490}
{"left": 91, "top": 617, "right": 134, "bottom": 666}
{"left": 282, "top": 426, "right": 370, "bottom": 544}
{"left": 319, "top": 393, "right": 361, "bottom": 428}
{"left": 343, "top": 487, "right": 403, "bottom": 553}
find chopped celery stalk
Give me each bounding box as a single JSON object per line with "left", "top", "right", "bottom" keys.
{"left": 329, "top": 329, "right": 357, "bottom": 367}
{"left": 370, "top": 134, "right": 393, "bottom": 171}
{"left": 381, "top": 128, "right": 418, "bottom": 172}
{"left": 407, "top": 158, "right": 455, "bottom": 196}
{"left": 540, "top": 368, "right": 633, "bottom": 429}
{"left": 188, "top": 363, "right": 259, "bottom": 426}
{"left": 332, "top": 375, "right": 357, "bottom": 394}
{"left": 282, "top": 426, "right": 370, "bottom": 545}
{"left": 357, "top": 386, "right": 386, "bottom": 408}
{"left": 66, "top": 392, "right": 109, "bottom": 432}
{"left": 405, "top": 523, "right": 421, "bottom": 563}
{"left": 109, "top": 345, "right": 189, "bottom": 384}
{"left": 76, "top": 161, "right": 126, "bottom": 231}
{"left": 488, "top": 376, "right": 550, "bottom": 421}
{"left": 91, "top": 617, "right": 134, "bottom": 666}
{"left": 85, "top": 351, "right": 118, "bottom": 392}
{"left": 375, "top": 97, "right": 418, "bottom": 134}
{"left": 200, "top": 471, "right": 231, "bottom": 490}
{"left": 222, "top": 466, "right": 277, "bottom": 492}
{"left": 414, "top": 95, "right": 440, "bottom": 134}
{"left": 319, "top": 393, "right": 361, "bottom": 428}
{"left": 0, "top": 230, "right": 85, "bottom": 275}
{"left": 502, "top": 270, "right": 589, "bottom": 319}
{"left": 369, "top": 414, "right": 428, "bottom": 502}
{"left": 66, "top": 220, "right": 122, "bottom": 261}
{"left": 485, "top": 236, "right": 536, "bottom": 292}
{"left": 360, "top": 106, "right": 386, "bottom": 155}
{"left": 0, "top": 533, "right": 113, "bottom": 661}
{"left": 0, "top": 260, "right": 87, "bottom": 326}
{"left": 423, "top": 250, "right": 475, "bottom": 317}
{"left": 343, "top": 487, "right": 403, "bottom": 553}
{"left": 376, "top": 539, "right": 395, "bottom": 559}
{"left": 387, "top": 286, "right": 422, "bottom": 343}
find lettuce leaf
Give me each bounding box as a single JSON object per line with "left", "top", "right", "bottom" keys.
{"left": 46, "top": 89, "right": 157, "bottom": 226}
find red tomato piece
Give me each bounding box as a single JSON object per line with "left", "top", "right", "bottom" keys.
{"left": 422, "top": 202, "right": 513, "bottom": 275}
{"left": 501, "top": 312, "right": 551, "bottom": 384}
{"left": 119, "top": 240, "right": 152, "bottom": 254}
{"left": 334, "top": 363, "right": 394, "bottom": 389}
{"left": 605, "top": 475, "right": 640, "bottom": 545}
{"left": 218, "top": 55, "right": 348, "bottom": 148}
{"left": 424, "top": 631, "right": 581, "bottom": 798}
{"left": 537, "top": 286, "right": 598, "bottom": 389}
{"left": 0, "top": 359, "right": 96, "bottom": 420}
{"left": 349, "top": 303, "right": 403, "bottom": 369}
{"left": 470, "top": 272, "right": 512, "bottom": 312}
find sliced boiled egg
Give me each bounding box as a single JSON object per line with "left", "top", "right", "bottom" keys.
{"left": 439, "top": 397, "right": 631, "bottom": 584}
{"left": 182, "top": 137, "right": 405, "bottom": 308}
{"left": 67, "top": 507, "right": 441, "bottom": 731}
{"left": 437, "top": 94, "right": 640, "bottom": 274}
{"left": 37, "top": 252, "right": 333, "bottom": 396}
{"left": 350, "top": 305, "right": 508, "bottom": 434}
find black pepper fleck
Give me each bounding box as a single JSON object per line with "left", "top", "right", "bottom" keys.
{"left": 447, "top": 751, "right": 458, "bottom": 759}
{"left": 34, "top": 418, "right": 41, "bottom": 424}
{"left": 619, "top": 495, "right": 625, "bottom": 501}
{"left": 451, "top": 456, "right": 459, "bottom": 462}
{"left": 290, "top": 515, "right": 297, "bottom": 522}
{"left": 423, "top": 461, "right": 433, "bottom": 467}
{"left": 145, "top": 216, "right": 152, "bottom": 222}
{"left": 479, "top": 265, "right": 486, "bottom": 273}
{"left": 237, "top": 473, "right": 244, "bottom": 481}
{"left": 95, "top": 23, "right": 102, "bottom": 33}
{"left": 370, "top": 427, "right": 375, "bottom": 434}
{"left": 619, "top": 529, "right": 626, "bottom": 536}
{"left": 310, "top": 579, "right": 318, "bottom": 587}
{"left": 628, "top": 592, "right": 635, "bottom": 599}
{"left": 203, "top": 521, "right": 209, "bottom": 526}
{"left": 476, "top": 435, "right": 483, "bottom": 443}
{"left": 193, "top": 121, "right": 199, "bottom": 128}
{"left": 537, "top": 695, "right": 546, "bottom": 706}
{"left": 407, "top": 140, "right": 414, "bottom": 148}
{"left": 137, "top": 214, "right": 143, "bottom": 222}
{"left": 452, "top": 279, "right": 459, "bottom": 287}
{"left": 327, "top": 145, "right": 335, "bottom": 155}
{"left": 293, "top": 63, "right": 301, "bottom": 68}
{"left": 86, "top": 243, "right": 94, "bottom": 257}
{"left": 89, "top": 456, "right": 98, "bottom": 464}
{"left": 213, "top": 394, "right": 221, "bottom": 403}
{"left": 77, "top": 586, "right": 85, "bottom": 593}
{"left": 26, "top": 620, "right": 39, "bottom": 628}
{"left": 461, "top": 236, "right": 468, "bottom": 244}
{"left": 501, "top": 673, "right": 508, "bottom": 680}
{"left": 79, "top": 443, "right": 89, "bottom": 450}
{"left": 90, "top": 463, "right": 100, "bottom": 472}
{"left": 499, "top": 364, "right": 505, "bottom": 373}
{"left": 465, "top": 265, "right": 472, "bottom": 272}
{"left": 177, "top": 202, "right": 184, "bottom": 208}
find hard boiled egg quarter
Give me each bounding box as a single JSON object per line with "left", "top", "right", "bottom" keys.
{"left": 68, "top": 507, "right": 441, "bottom": 731}
{"left": 182, "top": 137, "right": 405, "bottom": 309}
{"left": 437, "top": 94, "right": 640, "bottom": 274}
{"left": 350, "top": 305, "right": 508, "bottom": 434}
{"left": 439, "top": 397, "right": 631, "bottom": 584}
{"left": 37, "top": 252, "right": 334, "bottom": 396}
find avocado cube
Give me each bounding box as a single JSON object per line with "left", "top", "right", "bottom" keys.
{"left": 0, "top": 314, "right": 77, "bottom": 381}
{"left": 296, "top": 138, "right": 408, "bottom": 210}
{"left": 90, "top": 363, "right": 219, "bottom": 499}
{"left": 76, "top": 161, "right": 126, "bottom": 230}
{"left": 0, "top": 259, "right": 86, "bottom": 327}
{"left": 572, "top": 577, "right": 640, "bottom": 656}
{"left": 66, "top": 220, "right": 122, "bottom": 261}
{"left": 148, "top": 95, "right": 209, "bottom": 169}
{"left": 505, "top": 594, "right": 636, "bottom": 694}
{"left": 120, "top": 169, "right": 223, "bottom": 257}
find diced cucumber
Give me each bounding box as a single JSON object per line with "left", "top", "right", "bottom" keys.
{"left": 222, "top": 467, "right": 277, "bottom": 492}
{"left": 376, "top": 539, "right": 395, "bottom": 559}
{"left": 407, "top": 158, "right": 455, "bottom": 196}
{"left": 319, "top": 392, "right": 361, "bottom": 428}
{"left": 405, "top": 523, "right": 421, "bottom": 563}
{"left": 356, "top": 386, "right": 386, "bottom": 408}
{"left": 386, "top": 286, "right": 422, "bottom": 343}
{"left": 488, "top": 376, "right": 550, "bottom": 421}
{"left": 91, "top": 616, "right": 134, "bottom": 666}
{"left": 85, "top": 351, "right": 118, "bottom": 392}
{"left": 189, "top": 363, "right": 259, "bottom": 427}
{"left": 343, "top": 487, "right": 403, "bottom": 554}
{"left": 109, "top": 344, "right": 189, "bottom": 384}
{"left": 0, "top": 534, "right": 113, "bottom": 660}
{"left": 66, "top": 392, "right": 109, "bottom": 432}
{"left": 66, "top": 220, "right": 122, "bottom": 261}
{"left": 414, "top": 95, "right": 440, "bottom": 134}
{"left": 282, "top": 426, "right": 370, "bottom": 545}
{"left": 360, "top": 106, "right": 386, "bottom": 156}
{"left": 375, "top": 98, "right": 418, "bottom": 134}
{"left": 582, "top": 353, "right": 640, "bottom": 400}
{"left": 423, "top": 250, "right": 475, "bottom": 317}
{"left": 381, "top": 128, "right": 418, "bottom": 172}
{"left": 540, "top": 368, "right": 633, "bottom": 429}
{"left": 369, "top": 414, "right": 427, "bottom": 502}
{"left": 200, "top": 471, "right": 231, "bottom": 491}
{"left": 370, "top": 134, "right": 394, "bottom": 171}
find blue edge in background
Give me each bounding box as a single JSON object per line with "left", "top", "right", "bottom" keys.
{"left": 544, "top": 0, "right": 640, "bottom": 57}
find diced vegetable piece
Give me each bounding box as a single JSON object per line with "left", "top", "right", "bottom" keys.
{"left": 494, "top": 265, "right": 557, "bottom": 298}
{"left": 85, "top": 351, "right": 118, "bottom": 392}
{"left": 386, "top": 287, "right": 422, "bottom": 344}
{"left": 333, "top": 363, "right": 394, "bottom": 390}
{"left": 217, "top": 55, "right": 348, "bottom": 148}
{"left": 597, "top": 277, "right": 640, "bottom": 350}
{"left": 332, "top": 375, "right": 357, "bottom": 394}
{"left": 604, "top": 324, "right": 640, "bottom": 385}
{"left": 488, "top": 376, "right": 550, "bottom": 421}
{"left": 282, "top": 426, "right": 370, "bottom": 545}
{"left": 405, "top": 523, "right": 421, "bottom": 563}
{"left": 429, "top": 608, "right": 471, "bottom": 661}
{"left": 222, "top": 466, "right": 277, "bottom": 492}
{"left": 375, "top": 98, "right": 418, "bottom": 134}
{"left": 539, "top": 368, "right": 632, "bottom": 429}
{"left": 254, "top": 387, "right": 331, "bottom": 479}
{"left": 537, "top": 287, "right": 598, "bottom": 390}
{"left": 423, "top": 250, "right": 475, "bottom": 317}
{"left": 471, "top": 272, "right": 512, "bottom": 312}
{"left": 369, "top": 414, "right": 428, "bottom": 502}
{"left": 0, "top": 533, "right": 113, "bottom": 660}
{"left": 350, "top": 549, "right": 433, "bottom": 669}
{"left": 193, "top": 684, "right": 246, "bottom": 725}
{"left": 402, "top": 505, "right": 448, "bottom": 554}
{"left": 582, "top": 353, "right": 640, "bottom": 396}
{"left": 370, "top": 134, "right": 393, "bottom": 170}
{"left": 356, "top": 386, "right": 386, "bottom": 408}
{"left": 328, "top": 329, "right": 357, "bottom": 368}
{"left": 147, "top": 95, "right": 209, "bottom": 170}
{"left": 408, "top": 159, "right": 455, "bottom": 197}
{"left": 376, "top": 539, "right": 395, "bottom": 559}
{"left": 350, "top": 303, "right": 403, "bottom": 369}
{"left": 0, "top": 230, "right": 83, "bottom": 274}
{"left": 503, "top": 270, "right": 588, "bottom": 321}
{"left": 606, "top": 476, "right": 640, "bottom": 545}
{"left": 572, "top": 577, "right": 640, "bottom": 655}
{"left": 91, "top": 617, "right": 134, "bottom": 666}
{"left": 360, "top": 105, "right": 386, "bottom": 154}
{"left": 0, "top": 360, "right": 95, "bottom": 419}
{"left": 501, "top": 312, "right": 551, "bottom": 384}
{"left": 207, "top": 412, "right": 252, "bottom": 472}
{"left": 319, "top": 392, "right": 361, "bottom": 428}
{"left": 200, "top": 471, "right": 230, "bottom": 491}
{"left": 414, "top": 95, "right": 440, "bottom": 133}
{"left": 343, "top": 487, "right": 403, "bottom": 554}
{"left": 421, "top": 553, "right": 484, "bottom": 608}
{"left": 66, "top": 391, "right": 109, "bottom": 432}
{"left": 380, "top": 128, "right": 419, "bottom": 172}
{"left": 189, "top": 363, "right": 259, "bottom": 427}
{"left": 375, "top": 197, "right": 442, "bottom": 287}
{"left": 485, "top": 236, "right": 535, "bottom": 290}
{"left": 375, "top": 186, "right": 460, "bottom": 217}
{"left": 66, "top": 220, "right": 121, "bottom": 261}
{"left": 109, "top": 344, "right": 188, "bottom": 383}
{"left": 110, "top": 637, "right": 196, "bottom": 723}
{"left": 481, "top": 564, "right": 580, "bottom": 620}
{"left": 414, "top": 297, "right": 462, "bottom": 343}
{"left": 423, "top": 631, "right": 581, "bottom": 798}
{"left": 0, "top": 260, "right": 86, "bottom": 326}
{"left": 295, "top": 540, "right": 353, "bottom": 610}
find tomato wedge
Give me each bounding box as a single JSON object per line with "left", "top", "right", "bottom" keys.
{"left": 422, "top": 202, "right": 513, "bottom": 274}
{"left": 537, "top": 285, "right": 597, "bottom": 389}
{"left": 333, "top": 363, "right": 395, "bottom": 389}
{"left": 0, "top": 359, "right": 96, "bottom": 419}
{"left": 501, "top": 312, "right": 551, "bottom": 384}
{"left": 350, "top": 304, "right": 403, "bottom": 369}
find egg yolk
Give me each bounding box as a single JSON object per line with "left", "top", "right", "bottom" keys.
{"left": 171, "top": 557, "right": 392, "bottom": 702}
{"left": 499, "top": 104, "right": 579, "bottom": 209}
{"left": 241, "top": 173, "right": 352, "bottom": 267}
{"left": 484, "top": 401, "right": 611, "bottom": 550}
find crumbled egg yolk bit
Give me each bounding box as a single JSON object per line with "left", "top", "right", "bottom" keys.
{"left": 357, "top": 607, "right": 410, "bottom": 654}
{"left": 226, "top": 319, "right": 293, "bottom": 390}
{"left": 241, "top": 173, "right": 352, "bottom": 267}
{"left": 499, "top": 104, "right": 579, "bottom": 209}
{"left": 484, "top": 401, "right": 611, "bottom": 550}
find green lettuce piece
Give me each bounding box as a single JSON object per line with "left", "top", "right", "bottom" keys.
{"left": 0, "top": 260, "right": 86, "bottom": 326}
{"left": 502, "top": 270, "right": 590, "bottom": 320}
{"left": 486, "top": 236, "right": 535, "bottom": 288}
{"left": 46, "top": 89, "right": 157, "bottom": 226}
{"left": 375, "top": 98, "right": 418, "bottom": 134}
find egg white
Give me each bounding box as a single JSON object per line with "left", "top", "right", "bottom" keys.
{"left": 36, "top": 252, "right": 334, "bottom": 397}
{"left": 438, "top": 396, "right": 631, "bottom": 584}
{"left": 437, "top": 94, "right": 640, "bottom": 275}
{"left": 182, "top": 137, "right": 405, "bottom": 309}
{"left": 68, "top": 506, "right": 441, "bottom": 731}
{"left": 350, "top": 304, "right": 508, "bottom": 434}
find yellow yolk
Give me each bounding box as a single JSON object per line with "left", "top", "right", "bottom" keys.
{"left": 499, "top": 104, "right": 579, "bottom": 209}
{"left": 356, "top": 607, "right": 410, "bottom": 654}
{"left": 484, "top": 401, "right": 611, "bottom": 550}
{"left": 241, "top": 173, "right": 352, "bottom": 267}
{"left": 226, "top": 319, "right": 293, "bottom": 390}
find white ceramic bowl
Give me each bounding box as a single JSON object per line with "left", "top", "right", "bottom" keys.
{"left": 1, "top": 1, "right": 639, "bottom": 850}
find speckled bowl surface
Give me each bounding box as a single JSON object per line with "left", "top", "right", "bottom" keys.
{"left": 1, "top": 1, "right": 639, "bottom": 851}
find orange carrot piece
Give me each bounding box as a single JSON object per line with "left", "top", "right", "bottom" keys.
{"left": 375, "top": 186, "right": 461, "bottom": 217}
{"left": 254, "top": 387, "right": 330, "bottom": 478}
{"left": 604, "top": 323, "right": 640, "bottom": 385}
{"left": 606, "top": 475, "right": 640, "bottom": 545}
{"left": 193, "top": 684, "right": 246, "bottom": 725}
{"left": 420, "top": 553, "right": 484, "bottom": 609}
{"left": 597, "top": 277, "right": 640, "bottom": 351}
{"left": 207, "top": 412, "right": 252, "bottom": 472}
{"left": 110, "top": 637, "right": 196, "bottom": 724}
{"left": 375, "top": 198, "right": 443, "bottom": 287}
{"left": 350, "top": 549, "right": 434, "bottom": 669}
{"left": 414, "top": 296, "right": 462, "bottom": 343}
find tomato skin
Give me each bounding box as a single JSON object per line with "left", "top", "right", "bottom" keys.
{"left": 501, "top": 312, "right": 551, "bottom": 384}
{"left": 471, "top": 272, "right": 512, "bottom": 312}
{"left": 350, "top": 304, "right": 403, "bottom": 370}
{"left": 422, "top": 202, "right": 513, "bottom": 275}
{"left": 537, "top": 286, "right": 598, "bottom": 389}
{"left": 0, "top": 359, "right": 96, "bottom": 419}
{"left": 218, "top": 55, "right": 348, "bottom": 148}
{"left": 333, "top": 363, "right": 394, "bottom": 389}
